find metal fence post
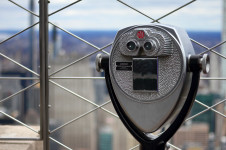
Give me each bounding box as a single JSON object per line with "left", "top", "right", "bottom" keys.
{"left": 39, "top": 0, "right": 49, "bottom": 150}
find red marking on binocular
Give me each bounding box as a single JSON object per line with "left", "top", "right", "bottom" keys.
{"left": 137, "top": 30, "right": 145, "bottom": 39}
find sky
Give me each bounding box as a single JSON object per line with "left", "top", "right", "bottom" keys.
{"left": 0, "top": 0, "right": 223, "bottom": 31}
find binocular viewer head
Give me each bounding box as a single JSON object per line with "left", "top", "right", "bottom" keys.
{"left": 96, "top": 24, "right": 209, "bottom": 133}
{"left": 118, "top": 27, "right": 173, "bottom": 57}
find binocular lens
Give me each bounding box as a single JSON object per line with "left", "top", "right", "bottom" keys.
{"left": 127, "top": 41, "right": 137, "bottom": 51}
{"left": 144, "top": 41, "right": 152, "bottom": 51}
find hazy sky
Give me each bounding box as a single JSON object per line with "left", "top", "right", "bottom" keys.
{"left": 0, "top": 0, "right": 223, "bottom": 31}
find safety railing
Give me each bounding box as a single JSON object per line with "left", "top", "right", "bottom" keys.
{"left": 0, "top": 0, "right": 225, "bottom": 150}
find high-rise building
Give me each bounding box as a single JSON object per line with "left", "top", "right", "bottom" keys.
{"left": 191, "top": 93, "right": 221, "bottom": 133}
{"left": 172, "top": 123, "right": 209, "bottom": 150}
{"left": 49, "top": 54, "right": 96, "bottom": 150}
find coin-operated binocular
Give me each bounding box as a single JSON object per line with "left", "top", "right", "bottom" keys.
{"left": 96, "top": 24, "right": 209, "bottom": 150}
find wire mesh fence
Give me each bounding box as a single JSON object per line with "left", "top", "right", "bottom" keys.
{"left": 0, "top": 0, "right": 225, "bottom": 150}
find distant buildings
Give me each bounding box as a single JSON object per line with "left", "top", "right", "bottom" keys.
{"left": 0, "top": 17, "right": 225, "bottom": 149}
{"left": 49, "top": 54, "right": 96, "bottom": 150}
{"left": 172, "top": 123, "right": 209, "bottom": 150}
